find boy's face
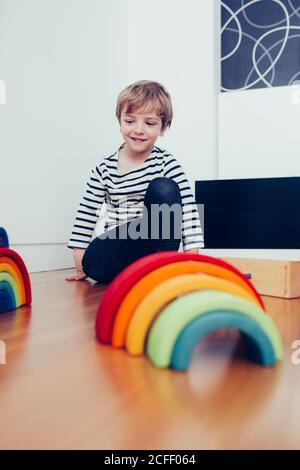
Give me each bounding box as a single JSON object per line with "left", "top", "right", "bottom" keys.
{"left": 120, "top": 105, "right": 165, "bottom": 157}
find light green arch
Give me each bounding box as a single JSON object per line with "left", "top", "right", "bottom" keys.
{"left": 146, "top": 290, "right": 283, "bottom": 368}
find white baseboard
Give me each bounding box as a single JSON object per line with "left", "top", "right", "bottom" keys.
{"left": 10, "top": 244, "right": 74, "bottom": 273}
{"left": 9, "top": 243, "right": 300, "bottom": 275}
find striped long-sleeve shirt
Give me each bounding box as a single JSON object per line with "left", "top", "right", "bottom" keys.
{"left": 68, "top": 145, "right": 204, "bottom": 251}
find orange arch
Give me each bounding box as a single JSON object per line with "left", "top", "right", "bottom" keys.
{"left": 126, "top": 273, "right": 265, "bottom": 356}
{"left": 112, "top": 260, "right": 261, "bottom": 348}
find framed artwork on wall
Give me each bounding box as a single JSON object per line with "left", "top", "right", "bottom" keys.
{"left": 221, "top": 0, "right": 300, "bottom": 91}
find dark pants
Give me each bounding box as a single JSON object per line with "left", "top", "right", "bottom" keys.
{"left": 82, "top": 177, "right": 182, "bottom": 283}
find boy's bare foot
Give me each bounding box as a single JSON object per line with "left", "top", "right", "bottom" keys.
{"left": 65, "top": 270, "right": 87, "bottom": 281}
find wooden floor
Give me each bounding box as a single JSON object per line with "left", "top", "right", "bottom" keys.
{"left": 0, "top": 269, "right": 300, "bottom": 450}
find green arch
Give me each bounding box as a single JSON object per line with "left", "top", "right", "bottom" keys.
{"left": 146, "top": 290, "right": 283, "bottom": 369}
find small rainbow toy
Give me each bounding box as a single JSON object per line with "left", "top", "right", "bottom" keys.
{"left": 95, "top": 251, "right": 283, "bottom": 371}
{"left": 0, "top": 227, "right": 32, "bottom": 314}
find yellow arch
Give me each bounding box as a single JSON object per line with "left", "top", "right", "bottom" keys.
{"left": 112, "top": 260, "right": 261, "bottom": 348}
{"left": 126, "top": 273, "right": 261, "bottom": 356}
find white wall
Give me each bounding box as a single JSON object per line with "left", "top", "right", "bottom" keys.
{"left": 0, "top": 0, "right": 128, "bottom": 271}
{"left": 1, "top": 0, "right": 220, "bottom": 272}
{"left": 217, "top": 51, "right": 300, "bottom": 261}
{"left": 219, "top": 85, "right": 300, "bottom": 179}
{"left": 2, "top": 0, "right": 298, "bottom": 271}
{"left": 127, "top": 0, "right": 220, "bottom": 185}
{"left": 213, "top": 0, "right": 300, "bottom": 261}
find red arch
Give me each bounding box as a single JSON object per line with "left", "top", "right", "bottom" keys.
{"left": 95, "top": 251, "right": 264, "bottom": 344}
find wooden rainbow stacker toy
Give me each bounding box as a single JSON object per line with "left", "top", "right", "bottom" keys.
{"left": 95, "top": 251, "right": 283, "bottom": 371}
{"left": 0, "top": 227, "right": 32, "bottom": 314}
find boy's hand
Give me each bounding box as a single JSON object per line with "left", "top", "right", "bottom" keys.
{"left": 65, "top": 248, "right": 87, "bottom": 281}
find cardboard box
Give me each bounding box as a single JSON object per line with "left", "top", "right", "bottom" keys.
{"left": 222, "top": 258, "right": 300, "bottom": 299}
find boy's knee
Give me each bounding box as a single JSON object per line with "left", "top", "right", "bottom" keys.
{"left": 149, "top": 177, "right": 178, "bottom": 192}
{"left": 146, "top": 177, "right": 181, "bottom": 204}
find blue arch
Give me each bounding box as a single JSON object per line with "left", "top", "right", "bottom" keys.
{"left": 171, "top": 311, "right": 277, "bottom": 371}
{"left": 0, "top": 227, "right": 9, "bottom": 248}
{"left": 0, "top": 281, "right": 16, "bottom": 314}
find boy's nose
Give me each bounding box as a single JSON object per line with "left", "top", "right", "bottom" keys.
{"left": 134, "top": 123, "right": 144, "bottom": 134}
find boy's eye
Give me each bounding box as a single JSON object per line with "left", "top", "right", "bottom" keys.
{"left": 146, "top": 122, "right": 155, "bottom": 126}
{"left": 125, "top": 120, "right": 133, "bottom": 124}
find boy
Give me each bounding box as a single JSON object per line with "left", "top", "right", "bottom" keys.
{"left": 67, "top": 80, "right": 203, "bottom": 282}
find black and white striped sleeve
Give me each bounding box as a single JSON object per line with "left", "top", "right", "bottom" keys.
{"left": 164, "top": 156, "right": 204, "bottom": 251}
{"left": 68, "top": 163, "right": 106, "bottom": 249}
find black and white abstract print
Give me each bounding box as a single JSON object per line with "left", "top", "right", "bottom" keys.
{"left": 221, "top": 0, "right": 300, "bottom": 91}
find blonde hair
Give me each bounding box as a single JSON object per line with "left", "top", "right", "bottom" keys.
{"left": 116, "top": 80, "right": 173, "bottom": 130}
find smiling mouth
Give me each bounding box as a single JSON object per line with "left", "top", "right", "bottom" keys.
{"left": 131, "top": 137, "right": 146, "bottom": 143}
